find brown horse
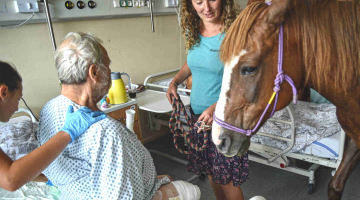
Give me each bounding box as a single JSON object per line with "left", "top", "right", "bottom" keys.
{"left": 211, "top": 0, "right": 360, "bottom": 199}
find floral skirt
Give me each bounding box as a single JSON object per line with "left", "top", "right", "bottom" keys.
{"left": 186, "top": 114, "right": 249, "bottom": 187}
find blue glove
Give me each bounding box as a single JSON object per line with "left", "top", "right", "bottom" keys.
{"left": 60, "top": 105, "right": 106, "bottom": 143}
{"left": 46, "top": 180, "right": 54, "bottom": 186}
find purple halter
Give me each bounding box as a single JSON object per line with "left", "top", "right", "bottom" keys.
{"left": 213, "top": 9, "right": 298, "bottom": 136}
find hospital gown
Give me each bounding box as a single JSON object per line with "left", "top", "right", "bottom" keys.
{"left": 37, "top": 95, "right": 170, "bottom": 200}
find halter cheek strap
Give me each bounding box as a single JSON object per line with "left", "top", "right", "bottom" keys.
{"left": 213, "top": 14, "right": 298, "bottom": 136}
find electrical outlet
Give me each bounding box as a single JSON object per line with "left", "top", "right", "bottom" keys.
{"left": 133, "top": 0, "right": 140, "bottom": 7}
{"left": 126, "top": 0, "right": 133, "bottom": 7}
{"left": 146, "top": 0, "right": 155, "bottom": 7}
{"left": 113, "top": 0, "right": 120, "bottom": 7}
{"left": 164, "top": 0, "right": 178, "bottom": 7}
{"left": 14, "top": 0, "right": 39, "bottom": 13}
{"left": 139, "top": 0, "right": 145, "bottom": 7}
{"left": 120, "top": 0, "right": 127, "bottom": 7}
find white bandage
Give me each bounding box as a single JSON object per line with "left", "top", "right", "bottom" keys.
{"left": 249, "top": 196, "right": 266, "bottom": 200}
{"left": 152, "top": 191, "right": 163, "bottom": 200}
{"left": 170, "top": 181, "right": 201, "bottom": 200}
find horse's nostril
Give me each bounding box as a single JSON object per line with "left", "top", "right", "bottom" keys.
{"left": 217, "top": 135, "right": 231, "bottom": 153}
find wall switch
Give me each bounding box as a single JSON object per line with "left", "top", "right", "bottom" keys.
{"left": 14, "top": 0, "right": 39, "bottom": 13}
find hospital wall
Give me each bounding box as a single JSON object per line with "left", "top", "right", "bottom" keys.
{"left": 0, "top": 15, "right": 187, "bottom": 141}
{"left": 0, "top": 15, "right": 185, "bottom": 113}
{"left": 0, "top": 0, "right": 247, "bottom": 141}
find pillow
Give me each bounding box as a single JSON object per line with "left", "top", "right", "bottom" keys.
{"left": 310, "top": 89, "right": 331, "bottom": 104}
{"left": 0, "top": 119, "right": 39, "bottom": 160}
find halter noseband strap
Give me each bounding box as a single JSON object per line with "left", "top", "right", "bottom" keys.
{"left": 213, "top": 10, "right": 298, "bottom": 136}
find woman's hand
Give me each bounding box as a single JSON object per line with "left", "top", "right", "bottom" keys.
{"left": 60, "top": 105, "right": 106, "bottom": 143}
{"left": 196, "top": 103, "right": 217, "bottom": 133}
{"left": 166, "top": 83, "right": 179, "bottom": 104}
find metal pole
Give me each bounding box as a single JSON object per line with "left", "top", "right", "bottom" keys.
{"left": 43, "top": 0, "right": 57, "bottom": 51}
{"left": 149, "top": 0, "right": 155, "bottom": 32}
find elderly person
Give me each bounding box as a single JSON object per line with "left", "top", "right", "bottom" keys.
{"left": 0, "top": 61, "right": 106, "bottom": 191}
{"left": 37, "top": 32, "right": 201, "bottom": 200}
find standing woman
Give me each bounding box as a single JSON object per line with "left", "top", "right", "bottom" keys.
{"left": 166, "top": 0, "right": 249, "bottom": 199}
{"left": 0, "top": 61, "right": 106, "bottom": 191}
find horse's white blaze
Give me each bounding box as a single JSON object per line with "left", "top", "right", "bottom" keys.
{"left": 212, "top": 50, "right": 247, "bottom": 145}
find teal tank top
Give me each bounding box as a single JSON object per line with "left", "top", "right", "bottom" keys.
{"left": 187, "top": 33, "right": 225, "bottom": 114}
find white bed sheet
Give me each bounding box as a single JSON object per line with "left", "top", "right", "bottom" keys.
{"left": 0, "top": 111, "right": 60, "bottom": 200}
{"left": 301, "top": 131, "right": 341, "bottom": 159}
{"left": 251, "top": 101, "right": 341, "bottom": 159}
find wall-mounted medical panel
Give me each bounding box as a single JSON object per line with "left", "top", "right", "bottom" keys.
{"left": 0, "top": 0, "right": 178, "bottom": 26}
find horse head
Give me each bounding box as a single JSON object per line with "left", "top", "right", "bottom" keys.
{"left": 212, "top": 0, "right": 304, "bottom": 157}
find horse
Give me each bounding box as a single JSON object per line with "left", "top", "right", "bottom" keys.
{"left": 211, "top": 0, "right": 360, "bottom": 199}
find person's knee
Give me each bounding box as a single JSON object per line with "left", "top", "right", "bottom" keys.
{"left": 249, "top": 196, "right": 266, "bottom": 200}
{"left": 171, "top": 180, "right": 201, "bottom": 200}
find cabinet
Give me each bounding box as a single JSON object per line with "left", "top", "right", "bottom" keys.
{"left": 107, "top": 104, "right": 143, "bottom": 143}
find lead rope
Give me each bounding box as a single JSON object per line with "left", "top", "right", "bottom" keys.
{"left": 169, "top": 94, "right": 209, "bottom": 154}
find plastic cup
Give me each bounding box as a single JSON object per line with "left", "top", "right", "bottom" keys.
{"left": 126, "top": 109, "right": 136, "bottom": 132}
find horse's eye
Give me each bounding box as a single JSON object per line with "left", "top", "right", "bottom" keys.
{"left": 241, "top": 67, "right": 258, "bottom": 75}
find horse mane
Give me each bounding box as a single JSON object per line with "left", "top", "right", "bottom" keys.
{"left": 220, "top": 2, "right": 268, "bottom": 64}
{"left": 221, "top": 0, "right": 360, "bottom": 91}
{"left": 288, "top": 0, "right": 360, "bottom": 91}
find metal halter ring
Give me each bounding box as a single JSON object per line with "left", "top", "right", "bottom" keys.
{"left": 195, "top": 121, "right": 211, "bottom": 130}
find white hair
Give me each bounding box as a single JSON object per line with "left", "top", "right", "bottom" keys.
{"left": 55, "top": 32, "right": 107, "bottom": 84}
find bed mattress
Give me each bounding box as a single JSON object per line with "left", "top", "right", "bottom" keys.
{"left": 251, "top": 101, "right": 341, "bottom": 159}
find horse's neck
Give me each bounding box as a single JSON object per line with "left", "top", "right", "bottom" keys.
{"left": 306, "top": 78, "right": 360, "bottom": 113}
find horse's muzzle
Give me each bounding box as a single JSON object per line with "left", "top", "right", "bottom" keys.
{"left": 214, "top": 127, "right": 250, "bottom": 157}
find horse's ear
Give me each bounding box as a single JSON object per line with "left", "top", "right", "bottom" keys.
{"left": 264, "top": 0, "right": 290, "bottom": 25}
{"left": 247, "top": 0, "right": 265, "bottom": 6}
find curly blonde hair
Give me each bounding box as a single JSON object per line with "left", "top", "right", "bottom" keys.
{"left": 181, "top": 0, "right": 238, "bottom": 50}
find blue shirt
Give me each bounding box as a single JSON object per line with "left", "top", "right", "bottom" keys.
{"left": 37, "top": 95, "right": 170, "bottom": 200}
{"left": 187, "top": 33, "right": 225, "bottom": 114}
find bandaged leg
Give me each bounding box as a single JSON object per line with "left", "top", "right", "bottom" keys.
{"left": 151, "top": 181, "right": 201, "bottom": 200}
{"left": 249, "top": 196, "right": 266, "bottom": 200}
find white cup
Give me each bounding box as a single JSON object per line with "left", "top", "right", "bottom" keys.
{"left": 126, "top": 109, "right": 136, "bottom": 132}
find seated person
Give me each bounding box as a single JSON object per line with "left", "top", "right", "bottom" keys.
{"left": 37, "top": 32, "right": 200, "bottom": 200}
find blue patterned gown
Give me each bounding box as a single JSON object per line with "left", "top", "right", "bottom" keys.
{"left": 37, "top": 95, "right": 170, "bottom": 200}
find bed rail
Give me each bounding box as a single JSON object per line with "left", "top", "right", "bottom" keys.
{"left": 144, "top": 68, "right": 191, "bottom": 93}
{"left": 256, "top": 104, "right": 296, "bottom": 163}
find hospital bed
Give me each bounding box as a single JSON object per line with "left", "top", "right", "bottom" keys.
{"left": 140, "top": 68, "right": 345, "bottom": 194}
{"left": 136, "top": 69, "right": 208, "bottom": 183}
{"left": 0, "top": 108, "right": 60, "bottom": 200}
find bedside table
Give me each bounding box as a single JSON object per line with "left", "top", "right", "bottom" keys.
{"left": 98, "top": 98, "right": 143, "bottom": 143}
